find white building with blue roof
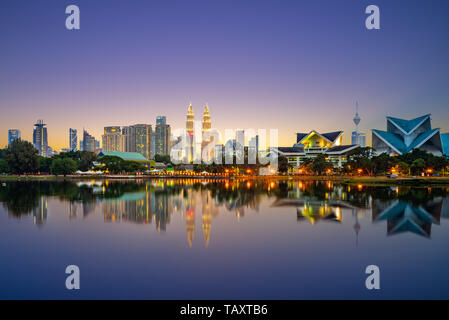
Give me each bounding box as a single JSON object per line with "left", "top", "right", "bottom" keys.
{"left": 372, "top": 114, "right": 445, "bottom": 156}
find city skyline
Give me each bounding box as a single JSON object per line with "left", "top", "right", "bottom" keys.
{"left": 2, "top": 1, "right": 449, "bottom": 150}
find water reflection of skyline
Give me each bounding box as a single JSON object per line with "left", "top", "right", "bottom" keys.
{"left": 2, "top": 180, "right": 449, "bottom": 245}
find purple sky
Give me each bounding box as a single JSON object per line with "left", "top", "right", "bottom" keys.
{"left": 1, "top": 0, "right": 449, "bottom": 150}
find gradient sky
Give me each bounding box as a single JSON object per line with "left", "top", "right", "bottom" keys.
{"left": 1, "top": 0, "right": 449, "bottom": 150}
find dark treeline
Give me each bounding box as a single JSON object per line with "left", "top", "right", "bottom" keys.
{"left": 0, "top": 140, "right": 149, "bottom": 175}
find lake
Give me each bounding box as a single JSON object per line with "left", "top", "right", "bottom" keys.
{"left": 1, "top": 179, "right": 449, "bottom": 299}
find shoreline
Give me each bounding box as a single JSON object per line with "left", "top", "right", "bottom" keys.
{"left": 2, "top": 174, "right": 449, "bottom": 186}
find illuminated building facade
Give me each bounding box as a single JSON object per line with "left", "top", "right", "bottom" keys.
{"left": 8, "top": 129, "right": 21, "bottom": 146}
{"left": 82, "top": 129, "right": 96, "bottom": 152}
{"left": 102, "top": 126, "right": 124, "bottom": 152}
{"left": 186, "top": 103, "right": 195, "bottom": 163}
{"left": 273, "top": 131, "right": 358, "bottom": 168}
{"left": 154, "top": 116, "right": 171, "bottom": 156}
{"left": 69, "top": 128, "right": 77, "bottom": 151}
{"left": 33, "top": 120, "right": 48, "bottom": 157}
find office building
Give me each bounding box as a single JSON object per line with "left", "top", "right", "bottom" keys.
{"left": 154, "top": 116, "right": 171, "bottom": 156}
{"left": 125, "top": 124, "right": 152, "bottom": 159}
{"left": 69, "top": 128, "right": 77, "bottom": 151}
{"left": 33, "top": 120, "right": 48, "bottom": 157}
{"left": 82, "top": 130, "right": 96, "bottom": 152}
{"left": 8, "top": 129, "right": 21, "bottom": 146}
{"left": 102, "top": 126, "right": 124, "bottom": 152}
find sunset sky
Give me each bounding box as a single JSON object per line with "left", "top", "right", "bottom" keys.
{"left": 1, "top": 0, "right": 449, "bottom": 150}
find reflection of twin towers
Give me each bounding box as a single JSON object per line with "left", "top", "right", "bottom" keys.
{"left": 182, "top": 189, "right": 219, "bottom": 247}
{"left": 100, "top": 188, "right": 219, "bottom": 247}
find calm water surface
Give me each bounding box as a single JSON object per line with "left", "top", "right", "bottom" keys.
{"left": 1, "top": 179, "right": 449, "bottom": 299}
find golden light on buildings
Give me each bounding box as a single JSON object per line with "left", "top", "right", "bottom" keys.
{"left": 357, "top": 184, "right": 363, "bottom": 191}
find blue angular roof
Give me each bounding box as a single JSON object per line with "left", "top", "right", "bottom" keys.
{"left": 296, "top": 133, "right": 308, "bottom": 143}
{"left": 441, "top": 133, "right": 449, "bottom": 156}
{"left": 326, "top": 145, "right": 358, "bottom": 153}
{"left": 372, "top": 130, "right": 406, "bottom": 154}
{"left": 373, "top": 128, "right": 440, "bottom": 154}
{"left": 387, "top": 114, "right": 430, "bottom": 134}
{"left": 406, "top": 128, "right": 440, "bottom": 151}
{"left": 321, "top": 131, "right": 342, "bottom": 142}
{"left": 277, "top": 147, "right": 304, "bottom": 153}
{"left": 296, "top": 131, "right": 342, "bottom": 144}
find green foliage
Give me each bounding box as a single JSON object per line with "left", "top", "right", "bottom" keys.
{"left": 99, "top": 155, "right": 146, "bottom": 173}
{"left": 154, "top": 154, "right": 171, "bottom": 164}
{"left": 397, "top": 161, "right": 410, "bottom": 175}
{"left": 0, "top": 159, "right": 10, "bottom": 173}
{"left": 4, "top": 139, "right": 39, "bottom": 174}
{"left": 38, "top": 156, "right": 52, "bottom": 173}
{"left": 50, "top": 158, "right": 78, "bottom": 176}
{"left": 411, "top": 158, "right": 426, "bottom": 175}
{"left": 78, "top": 151, "right": 97, "bottom": 171}
{"left": 310, "top": 154, "right": 333, "bottom": 175}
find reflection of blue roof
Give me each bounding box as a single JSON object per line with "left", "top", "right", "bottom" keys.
{"left": 387, "top": 114, "right": 430, "bottom": 133}
{"left": 374, "top": 201, "right": 435, "bottom": 238}
{"left": 442, "top": 133, "right": 449, "bottom": 156}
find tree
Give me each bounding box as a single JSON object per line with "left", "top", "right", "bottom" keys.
{"left": 311, "top": 154, "right": 333, "bottom": 175}
{"left": 397, "top": 161, "right": 410, "bottom": 175}
{"left": 411, "top": 158, "right": 426, "bottom": 175}
{"left": 99, "top": 156, "right": 124, "bottom": 173}
{"left": 4, "top": 139, "right": 39, "bottom": 174}
{"left": 372, "top": 153, "right": 397, "bottom": 175}
{"left": 38, "top": 156, "right": 52, "bottom": 173}
{"left": 50, "top": 158, "right": 78, "bottom": 176}
{"left": 154, "top": 154, "right": 171, "bottom": 164}
{"left": 78, "top": 151, "right": 97, "bottom": 171}
{"left": 0, "top": 159, "right": 10, "bottom": 173}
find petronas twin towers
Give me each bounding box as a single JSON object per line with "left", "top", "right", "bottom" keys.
{"left": 186, "top": 103, "right": 211, "bottom": 134}
{"left": 185, "top": 103, "right": 213, "bottom": 163}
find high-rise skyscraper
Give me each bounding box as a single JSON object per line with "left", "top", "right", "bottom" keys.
{"left": 69, "top": 128, "right": 77, "bottom": 151}
{"left": 33, "top": 120, "right": 48, "bottom": 157}
{"left": 202, "top": 105, "right": 211, "bottom": 132}
{"left": 154, "top": 116, "right": 171, "bottom": 156}
{"left": 236, "top": 130, "right": 245, "bottom": 147}
{"left": 186, "top": 103, "right": 194, "bottom": 134}
{"left": 102, "top": 126, "right": 124, "bottom": 152}
{"left": 8, "top": 129, "right": 21, "bottom": 146}
{"left": 351, "top": 102, "right": 366, "bottom": 147}
{"left": 186, "top": 103, "right": 195, "bottom": 163}
{"left": 201, "top": 105, "right": 214, "bottom": 162}
{"left": 82, "top": 130, "right": 96, "bottom": 152}
{"left": 124, "top": 124, "right": 152, "bottom": 159}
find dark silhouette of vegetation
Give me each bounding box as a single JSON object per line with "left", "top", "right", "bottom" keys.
{"left": 4, "top": 139, "right": 39, "bottom": 174}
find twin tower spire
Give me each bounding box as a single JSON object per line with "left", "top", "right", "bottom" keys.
{"left": 186, "top": 103, "right": 211, "bottom": 132}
